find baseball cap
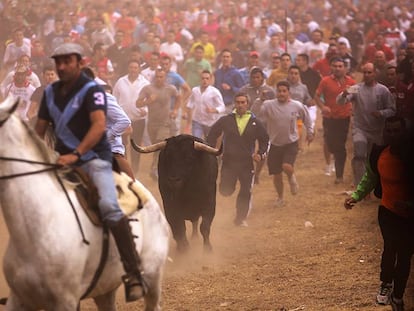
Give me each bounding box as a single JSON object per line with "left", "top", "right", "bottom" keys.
{"left": 249, "top": 51, "right": 259, "bottom": 58}
{"left": 51, "top": 43, "right": 84, "bottom": 58}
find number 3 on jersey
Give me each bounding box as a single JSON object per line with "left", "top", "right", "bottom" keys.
{"left": 94, "top": 92, "right": 105, "bottom": 105}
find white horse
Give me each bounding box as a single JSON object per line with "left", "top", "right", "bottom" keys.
{"left": 0, "top": 96, "right": 170, "bottom": 311}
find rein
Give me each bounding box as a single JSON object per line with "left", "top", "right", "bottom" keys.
{"left": 0, "top": 156, "right": 61, "bottom": 179}
{"left": 0, "top": 156, "right": 90, "bottom": 245}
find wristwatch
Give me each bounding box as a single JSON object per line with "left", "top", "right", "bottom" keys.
{"left": 71, "top": 149, "right": 81, "bottom": 159}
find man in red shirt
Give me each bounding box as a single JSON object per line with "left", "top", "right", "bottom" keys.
{"left": 384, "top": 66, "right": 410, "bottom": 122}
{"left": 315, "top": 57, "right": 356, "bottom": 184}
{"left": 312, "top": 44, "right": 339, "bottom": 77}
{"left": 363, "top": 34, "right": 394, "bottom": 63}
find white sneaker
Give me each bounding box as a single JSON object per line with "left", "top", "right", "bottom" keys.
{"left": 377, "top": 282, "right": 392, "bottom": 305}
{"left": 330, "top": 163, "right": 335, "bottom": 173}
{"left": 289, "top": 174, "right": 298, "bottom": 195}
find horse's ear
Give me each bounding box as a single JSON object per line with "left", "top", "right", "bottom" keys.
{"left": 9, "top": 98, "right": 20, "bottom": 115}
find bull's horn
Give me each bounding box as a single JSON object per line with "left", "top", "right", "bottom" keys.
{"left": 130, "top": 139, "right": 167, "bottom": 153}
{"left": 194, "top": 141, "right": 221, "bottom": 155}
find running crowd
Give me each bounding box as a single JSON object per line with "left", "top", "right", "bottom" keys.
{"left": 0, "top": 0, "right": 413, "bottom": 310}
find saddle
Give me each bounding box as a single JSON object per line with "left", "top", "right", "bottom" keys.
{"left": 66, "top": 168, "right": 149, "bottom": 226}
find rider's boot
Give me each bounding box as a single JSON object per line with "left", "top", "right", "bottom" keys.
{"left": 110, "top": 216, "right": 146, "bottom": 302}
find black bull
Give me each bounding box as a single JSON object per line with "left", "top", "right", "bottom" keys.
{"left": 131, "top": 134, "right": 221, "bottom": 252}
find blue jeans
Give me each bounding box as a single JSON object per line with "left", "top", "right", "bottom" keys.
{"left": 81, "top": 158, "right": 124, "bottom": 226}
{"left": 192, "top": 121, "right": 211, "bottom": 140}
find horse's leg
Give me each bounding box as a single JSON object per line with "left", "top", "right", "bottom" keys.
{"left": 48, "top": 300, "right": 79, "bottom": 311}
{"left": 5, "top": 293, "right": 35, "bottom": 311}
{"left": 93, "top": 290, "right": 117, "bottom": 311}
{"left": 5, "top": 291, "right": 79, "bottom": 311}
{"left": 143, "top": 271, "right": 163, "bottom": 311}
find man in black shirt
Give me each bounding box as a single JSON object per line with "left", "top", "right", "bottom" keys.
{"left": 35, "top": 43, "right": 146, "bottom": 302}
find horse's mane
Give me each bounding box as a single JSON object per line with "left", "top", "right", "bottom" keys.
{"left": 21, "top": 119, "right": 58, "bottom": 164}
{"left": 20, "top": 118, "right": 77, "bottom": 188}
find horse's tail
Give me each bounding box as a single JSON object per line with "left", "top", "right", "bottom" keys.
{"left": 0, "top": 297, "right": 7, "bottom": 305}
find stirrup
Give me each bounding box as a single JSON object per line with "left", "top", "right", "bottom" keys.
{"left": 122, "top": 274, "right": 146, "bottom": 302}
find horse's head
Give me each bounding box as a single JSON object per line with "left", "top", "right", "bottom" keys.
{"left": 0, "top": 96, "right": 57, "bottom": 163}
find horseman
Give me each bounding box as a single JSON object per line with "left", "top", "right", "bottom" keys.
{"left": 34, "top": 42, "right": 145, "bottom": 302}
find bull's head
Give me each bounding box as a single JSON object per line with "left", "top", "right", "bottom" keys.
{"left": 131, "top": 135, "right": 221, "bottom": 191}
{"left": 130, "top": 135, "right": 222, "bottom": 155}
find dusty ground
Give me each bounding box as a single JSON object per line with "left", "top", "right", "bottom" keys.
{"left": 0, "top": 132, "right": 413, "bottom": 311}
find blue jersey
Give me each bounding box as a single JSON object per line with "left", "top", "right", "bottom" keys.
{"left": 38, "top": 72, "right": 112, "bottom": 163}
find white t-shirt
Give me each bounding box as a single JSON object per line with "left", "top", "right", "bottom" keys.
{"left": 112, "top": 74, "right": 150, "bottom": 121}
{"left": 300, "top": 41, "right": 329, "bottom": 66}
{"left": 5, "top": 83, "right": 36, "bottom": 120}
{"left": 187, "top": 85, "right": 225, "bottom": 127}
{"left": 160, "top": 42, "right": 184, "bottom": 72}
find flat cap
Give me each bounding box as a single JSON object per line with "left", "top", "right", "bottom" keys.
{"left": 51, "top": 43, "right": 84, "bottom": 58}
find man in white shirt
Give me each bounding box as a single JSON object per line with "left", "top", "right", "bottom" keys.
{"left": 286, "top": 32, "right": 304, "bottom": 63}
{"left": 160, "top": 30, "right": 184, "bottom": 72}
{"left": 112, "top": 59, "right": 150, "bottom": 175}
{"left": 3, "top": 28, "right": 31, "bottom": 74}
{"left": 300, "top": 29, "right": 329, "bottom": 66}
{"left": 1, "top": 55, "right": 41, "bottom": 96}
{"left": 141, "top": 51, "right": 160, "bottom": 83}
{"left": 186, "top": 70, "right": 225, "bottom": 139}
{"left": 3, "top": 65, "right": 36, "bottom": 121}
{"left": 91, "top": 18, "right": 115, "bottom": 49}
{"left": 253, "top": 26, "right": 270, "bottom": 56}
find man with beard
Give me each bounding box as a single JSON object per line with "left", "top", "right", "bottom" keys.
{"left": 35, "top": 43, "right": 146, "bottom": 302}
